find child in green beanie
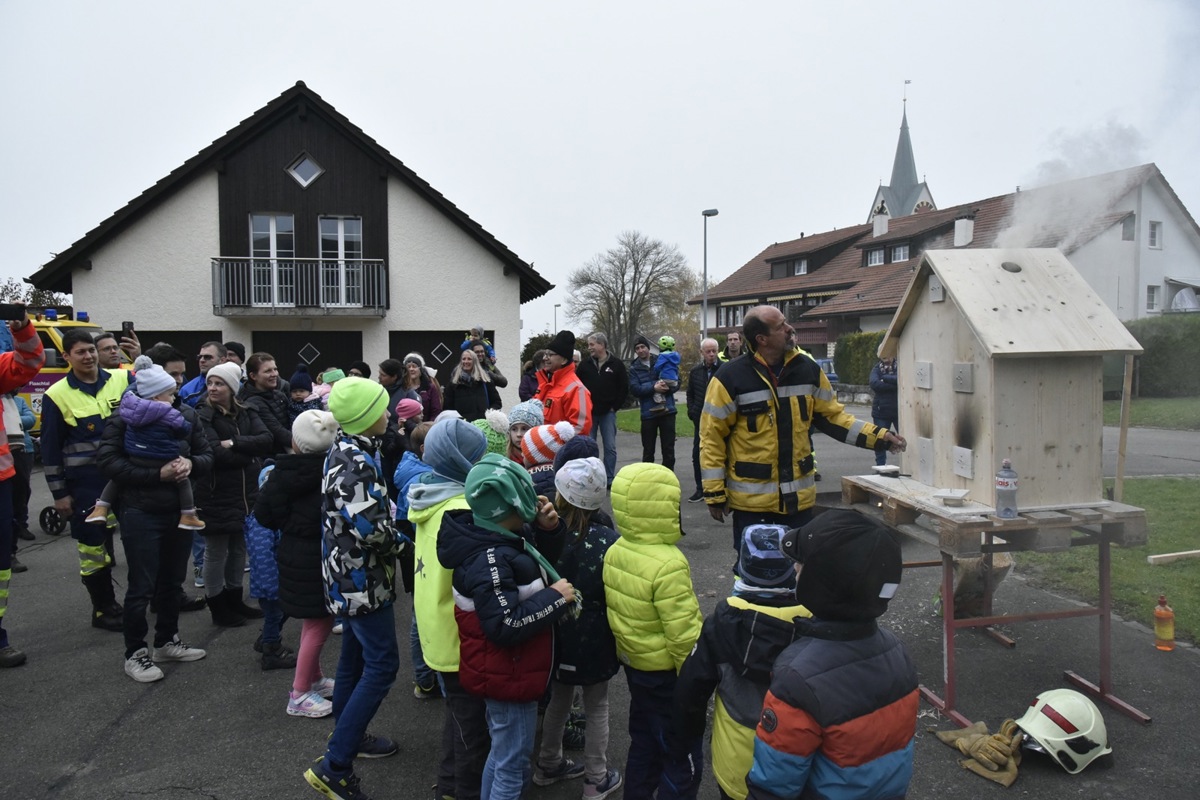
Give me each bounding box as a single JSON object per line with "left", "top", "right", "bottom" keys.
{"left": 436, "top": 452, "right": 576, "bottom": 800}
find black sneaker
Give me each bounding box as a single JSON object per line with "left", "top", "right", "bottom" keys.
{"left": 15, "top": 524, "right": 35, "bottom": 541}
{"left": 687, "top": 489, "right": 704, "bottom": 503}
{"left": 11, "top": 555, "right": 28, "bottom": 573}
{"left": 304, "top": 758, "right": 372, "bottom": 800}
{"left": 356, "top": 733, "right": 398, "bottom": 759}
{"left": 561, "top": 721, "right": 586, "bottom": 751}
{"left": 92, "top": 608, "right": 123, "bottom": 632}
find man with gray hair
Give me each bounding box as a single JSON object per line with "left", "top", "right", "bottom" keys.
{"left": 576, "top": 332, "right": 628, "bottom": 486}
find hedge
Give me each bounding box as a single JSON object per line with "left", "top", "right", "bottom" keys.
{"left": 833, "top": 331, "right": 885, "bottom": 385}
{"left": 1126, "top": 314, "right": 1200, "bottom": 397}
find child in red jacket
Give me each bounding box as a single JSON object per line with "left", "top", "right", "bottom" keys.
{"left": 437, "top": 452, "right": 576, "bottom": 800}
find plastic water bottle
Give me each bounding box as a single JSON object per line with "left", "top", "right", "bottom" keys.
{"left": 1154, "top": 595, "right": 1175, "bottom": 651}
{"left": 995, "top": 459, "right": 1019, "bottom": 519}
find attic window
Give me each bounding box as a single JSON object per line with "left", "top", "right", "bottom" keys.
{"left": 287, "top": 153, "right": 324, "bottom": 188}
{"left": 866, "top": 248, "right": 884, "bottom": 267}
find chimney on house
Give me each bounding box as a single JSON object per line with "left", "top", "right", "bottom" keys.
{"left": 954, "top": 213, "right": 975, "bottom": 247}
{"left": 873, "top": 211, "right": 890, "bottom": 237}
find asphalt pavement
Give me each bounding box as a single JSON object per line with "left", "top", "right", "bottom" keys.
{"left": 4, "top": 415, "right": 1199, "bottom": 799}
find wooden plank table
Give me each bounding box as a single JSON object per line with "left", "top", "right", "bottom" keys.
{"left": 832, "top": 474, "right": 1151, "bottom": 727}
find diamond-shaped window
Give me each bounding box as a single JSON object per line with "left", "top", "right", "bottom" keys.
{"left": 287, "top": 153, "right": 324, "bottom": 188}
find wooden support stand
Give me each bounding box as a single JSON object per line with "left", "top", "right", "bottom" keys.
{"left": 838, "top": 474, "right": 1152, "bottom": 727}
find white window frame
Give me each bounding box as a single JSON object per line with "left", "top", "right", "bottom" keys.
{"left": 249, "top": 214, "right": 295, "bottom": 307}
{"left": 287, "top": 153, "right": 325, "bottom": 188}
{"left": 867, "top": 248, "right": 884, "bottom": 266}
{"left": 319, "top": 216, "right": 364, "bottom": 307}
{"left": 794, "top": 258, "right": 808, "bottom": 276}
{"left": 891, "top": 244, "right": 910, "bottom": 261}
{"left": 1149, "top": 221, "right": 1163, "bottom": 249}
{"left": 1146, "top": 285, "right": 1160, "bottom": 312}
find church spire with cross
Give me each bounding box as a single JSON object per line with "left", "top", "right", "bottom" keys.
{"left": 867, "top": 86, "right": 936, "bottom": 222}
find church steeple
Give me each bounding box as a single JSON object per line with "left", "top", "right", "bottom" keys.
{"left": 867, "top": 99, "right": 936, "bottom": 222}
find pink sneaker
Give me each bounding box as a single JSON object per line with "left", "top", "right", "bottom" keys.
{"left": 287, "top": 690, "right": 332, "bottom": 718}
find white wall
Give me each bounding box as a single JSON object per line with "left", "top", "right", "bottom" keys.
{"left": 1139, "top": 180, "right": 1200, "bottom": 315}
{"left": 73, "top": 171, "right": 221, "bottom": 329}
{"left": 387, "top": 176, "right": 524, "bottom": 407}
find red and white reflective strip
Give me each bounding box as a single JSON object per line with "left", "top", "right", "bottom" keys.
{"left": 1039, "top": 703, "right": 1080, "bottom": 734}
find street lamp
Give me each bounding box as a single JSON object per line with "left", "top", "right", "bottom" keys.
{"left": 702, "top": 209, "right": 719, "bottom": 340}
{"left": 554, "top": 303, "right": 561, "bottom": 331}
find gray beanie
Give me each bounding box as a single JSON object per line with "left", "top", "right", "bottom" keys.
{"left": 133, "top": 355, "right": 177, "bottom": 399}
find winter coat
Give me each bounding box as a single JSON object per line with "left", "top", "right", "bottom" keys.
{"left": 628, "top": 357, "right": 676, "bottom": 419}
{"left": 244, "top": 477, "right": 281, "bottom": 601}
{"left": 518, "top": 368, "right": 540, "bottom": 402}
{"left": 408, "top": 478, "right": 471, "bottom": 672}
{"left": 535, "top": 363, "right": 592, "bottom": 435}
{"left": 577, "top": 355, "right": 628, "bottom": 415}
{"left": 238, "top": 384, "right": 293, "bottom": 453}
{"left": 437, "top": 508, "right": 570, "bottom": 702}
{"left": 870, "top": 361, "right": 899, "bottom": 422}
{"left": 700, "top": 348, "right": 887, "bottom": 515}
{"left": 409, "top": 375, "right": 443, "bottom": 421}
{"left": 321, "top": 432, "right": 408, "bottom": 617}
{"left": 655, "top": 351, "right": 681, "bottom": 384}
{"left": 194, "top": 403, "right": 274, "bottom": 536}
{"left": 254, "top": 451, "right": 328, "bottom": 619}
{"left": 553, "top": 520, "right": 620, "bottom": 686}
{"left": 746, "top": 618, "right": 919, "bottom": 800}
{"left": 117, "top": 391, "right": 189, "bottom": 461}
{"left": 98, "top": 409, "right": 213, "bottom": 514}
{"left": 686, "top": 359, "right": 720, "bottom": 423}
{"left": 443, "top": 375, "right": 501, "bottom": 422}
{"left": 392, "top": 451, "right": 432, "bottom": 521}
{"left": 603, "top": 462, "right": 702, "bottom": 672}
{"left": 675, "top": 596, "right": 812, "bottom": 800}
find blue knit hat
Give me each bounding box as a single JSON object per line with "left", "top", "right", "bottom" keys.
{"left": 423, "top": 418, "right": 488, "bottom": 483}
{"left": 552, "top": 434, "right": 600, "bottom": 473}
{"left": 290, "top": 364, "right": 313, "bottom": 393}
{"left": 508, "top": 398, "right": 544, "bottom": 429}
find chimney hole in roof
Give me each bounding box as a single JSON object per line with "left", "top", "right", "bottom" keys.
{"left": 1001, "top": 261, "right": 1023, "bottom": 273}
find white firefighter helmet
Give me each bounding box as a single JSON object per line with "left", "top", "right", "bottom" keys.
{"left": 1014, "top": 688, "right": 1112, "bottom": 774}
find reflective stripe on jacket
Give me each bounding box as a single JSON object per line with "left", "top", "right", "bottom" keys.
{"left": 699, "top": 348, "right": 885, "bottom": 514}
{"left": 42, "top": 367, "right": 129, "bottom": 496}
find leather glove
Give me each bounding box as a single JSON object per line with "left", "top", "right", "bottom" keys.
{"left": 935, "top": 721, "right": 989, "bottom": 747}
{"left": 957, "top": 733, "right": 1013, "bottom": 770}
{"left": 959, "top": 753, "right": 1019, "bottom": 787}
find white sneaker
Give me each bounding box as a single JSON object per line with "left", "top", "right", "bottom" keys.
{"left": 125, "top": 648, "right": 164, "bottom": 683}
{"left": 310, "top": 676, "right": 335, "bottom": 698}
{"left": 332, "top": 622, "right": 343, "bottom": 634}
{"left": 151, "top": 636, "right": 207, "bottom": 663}
{"left": 287, "top": 690, "right": 333, "bottom": 718}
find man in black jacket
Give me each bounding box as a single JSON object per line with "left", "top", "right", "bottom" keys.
{"left": 685, "top": 338, "right": 720, "bottom": 503}
{"left": 576, "top": 332, "right": 628, "bottom": 486}
{"left": 98, "top": 355, "right": 214, "bottom": 684}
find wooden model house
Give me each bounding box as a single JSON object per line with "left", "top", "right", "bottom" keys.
{"left": 878, "top": 248, "right": 1142, "bottom": 510}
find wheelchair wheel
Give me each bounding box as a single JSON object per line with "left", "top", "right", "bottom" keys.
{"left": 40, "top": 506, "right": 68, "bottom": 536}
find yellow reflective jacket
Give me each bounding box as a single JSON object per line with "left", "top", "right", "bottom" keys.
{"left": 699, "top": 347, "right": 885, "bottom": 514}
{"left": 603, "top": 463, "right": 702, "bottom": 673}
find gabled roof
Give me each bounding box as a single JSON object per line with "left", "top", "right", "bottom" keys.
{"left": 880, "top": 248, "right": 1143, "bottom": 359}
{"left": 28, "top": 81, "right": 552, "bottom": 303}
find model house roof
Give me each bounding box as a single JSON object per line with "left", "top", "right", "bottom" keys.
{"left": 28, "top": 81, "right": 552, "bottom": 303}
{"left": 880, "top": 248, "right": 1143, "bottom": 359}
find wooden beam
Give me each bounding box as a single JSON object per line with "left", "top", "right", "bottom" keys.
{"left": 1147, "top": 549, "right": 1200, "bottom": 566}
{"left": 1115, "top": 353, "right": 1134, "bottom": 502}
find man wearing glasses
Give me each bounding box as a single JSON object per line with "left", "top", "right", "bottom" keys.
{"left": 179, "top": 342, "right": 227, "bottom": 408}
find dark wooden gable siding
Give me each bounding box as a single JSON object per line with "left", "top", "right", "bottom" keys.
{"left": 218, "top": 104, "right": 387, "bottom": 260}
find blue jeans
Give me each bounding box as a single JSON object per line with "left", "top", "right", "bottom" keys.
{"left": 411, "top": 614, "right": 435, "bottom": 688}
{"left": 623, "top": 667, "right": 702, "bottom": 800}
{"left": 259, "top": 597, "right": 285, "bottom": 644}
{"left": 481, "top": 698, "right": 538, "bottom": 800}
{"left": 191, "top": 532, "right": 205, "bottom": 571}
{"left": 119, "top": 507, "right": 190, "bottom": 658}
{"left": 324, "top": 604, "right": 400, "bottom": 771}
{"left": 593, "top": 410, "right": 618, "bottom": 485}
{"left": 873, "top": 416, "right": 896, "bottom": 466}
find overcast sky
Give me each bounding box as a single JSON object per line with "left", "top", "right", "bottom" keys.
{"left": 3, "top": 1, "right": 1197, "bottom": 339}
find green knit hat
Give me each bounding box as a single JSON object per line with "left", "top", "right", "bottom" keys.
{"left": 328, "top": 376, "right": 389, "bottom": 435}
{"left": 471, "top": 409, "right": 511, "bottom": 456}
{"left": 465, "top": 453, "right": 539, "bottom": 534}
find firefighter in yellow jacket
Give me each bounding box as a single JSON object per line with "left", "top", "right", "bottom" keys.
{"left": 700, "top": 306, "right": 905, "bottom": 568}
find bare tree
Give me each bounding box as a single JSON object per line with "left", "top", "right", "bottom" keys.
{"left": 566, "top": 231, "right": 697, "bottom": 359}
{"left": 0, "top": 277, "right": 70, "bottom": 307}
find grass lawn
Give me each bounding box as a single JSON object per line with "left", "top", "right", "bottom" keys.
{"left": 1103, "top": 397, "right": 1200, "bottom": 430}
{"left": 1016, "top": 477, "right": 1200, "bottom": 644}
{"left": 617, "top": 407, "right": 695, "bottom": 437}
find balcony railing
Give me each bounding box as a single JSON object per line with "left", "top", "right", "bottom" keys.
{"left": 211, "top": 258, "right": 388, "bottom": 316}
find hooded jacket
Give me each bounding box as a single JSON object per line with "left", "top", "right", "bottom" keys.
{"left": 393, "top": 450, "right": 433, "bottom": 521}
{"left": 675, "top": 596, "right": 811, "bottom": 800}
{"left": 321, "top": 432, "right": 408, "bottom": 617}
{"left": 98, "top": 410, "right": 213, "bottom": 514}
{"left": 117, "top": 391, "right": 190, "bottom": 461}
{"left": 536, "top": 362, "right": 593, "bottom": 436}
{"left": 409, "top": 475, "right": 472, "bottom": 672}
{"left": 552, "top": 520, "right": 620, "bottom": 686}
{"left": 238, "top": 383, "right": 293, "bottom": 454}
{"left": 254, "top": 451, "right": 328, "bottom": 619}
{"left": 437, "top": 508, "right": 570, "bottom": 702}
{"left": 746, "top": 616, "right": 919, "bottom": 800}
{"left": 603, "top": 463, "right": 702, "bottom": 672}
